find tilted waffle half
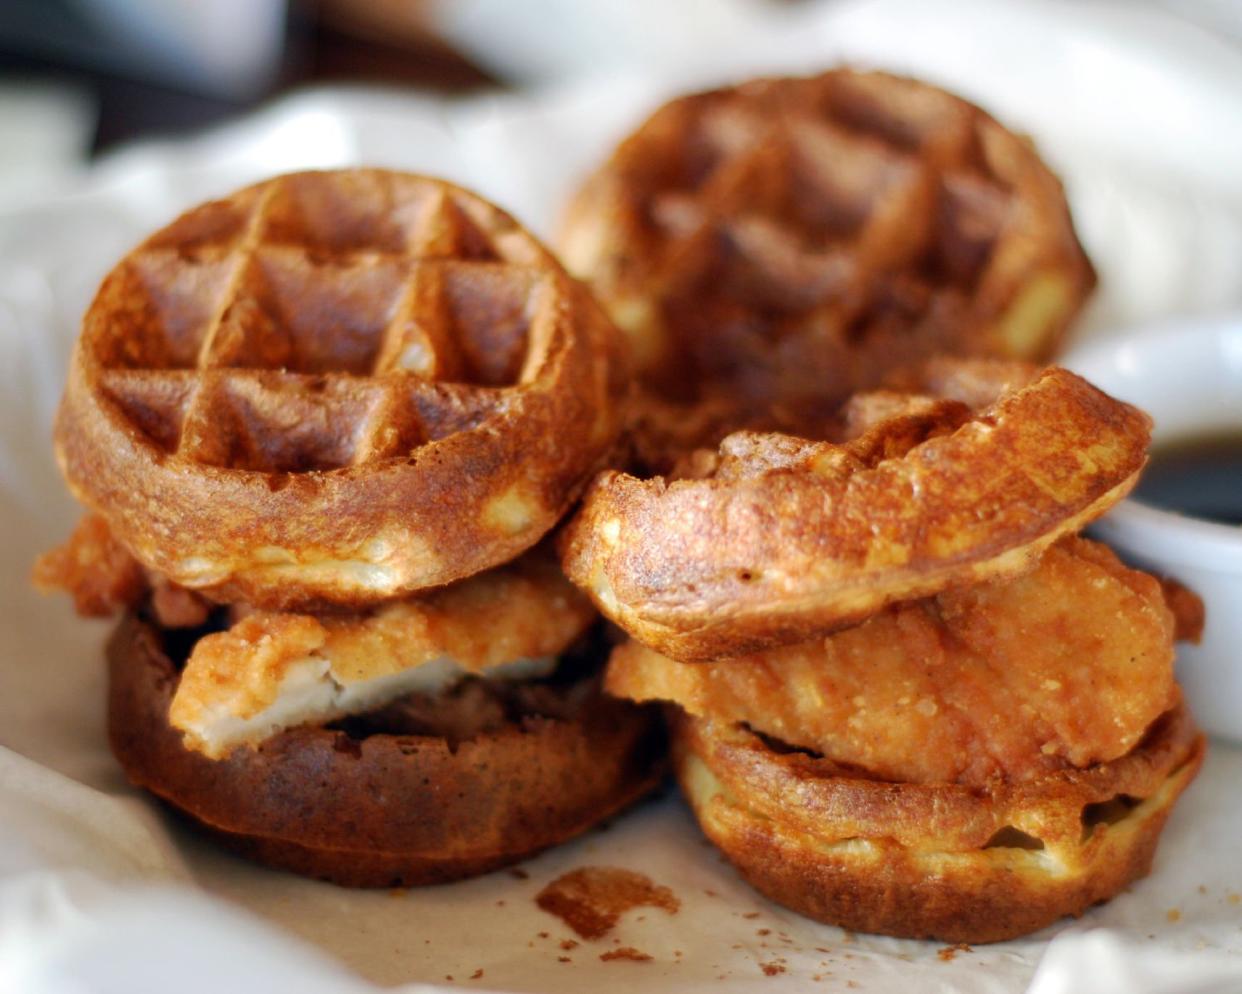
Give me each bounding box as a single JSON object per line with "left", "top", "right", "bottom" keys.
{"left": 560, "top": 367, "right": 1151, "bottom": 662}
{"left": 56, "top": 170, "right": 626, "bottom": 609}
{"left": 561, "top": 69, "right": 1094, "bottom": 419}
{"left": 672, "top": 706, "right": 1203, "bottom": 944}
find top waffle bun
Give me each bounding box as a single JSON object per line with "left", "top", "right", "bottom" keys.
{"left": 560, "top": 69, "right": 1094, "bottom": 420}
{"left": 55, "top": 170, "right": 627, "bottom": 609}
{"left": 560, "top": 365, "right": 1151, "bottom": 662}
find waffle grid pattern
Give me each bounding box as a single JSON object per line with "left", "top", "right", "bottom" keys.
{"left": 90, "top": 172, "right": 562, "bottom": 473}
{"left": 565, "top": 70, "right": 1091, "bottom": 410}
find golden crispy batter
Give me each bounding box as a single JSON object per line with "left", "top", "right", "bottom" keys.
{"left": 608, "top": 538, "right": 1178, "bottom": 786}
{"left": 35, "top": 513, "right": 213, "bottom": 627}
{"left": 109, "top": 613, "right": 665, "bottom": 887}
{"left": 171, "top": 553, "right": 596, "bottom": 758}
{"left": 33, "top": 514, "right": 146, "bottom": 618}
{"left": 562, "top": 367, "right": 1151, "bottom": 661}
{"left": 55, "top": 169, "right": 627, "bottom": 611}
{"left": 561, "top": 69, "right": 1094, "bottom": 420}
{"left": 674, "top": 706, "right": 1203, "bottom": 943}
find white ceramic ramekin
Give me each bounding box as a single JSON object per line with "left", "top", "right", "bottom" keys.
{"left": 1065, "top": 316, "right": 1242, "bottom": 744}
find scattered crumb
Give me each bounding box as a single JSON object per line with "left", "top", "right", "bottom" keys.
{"left": 939, "top": 943, "right": 972, "bottom": 962}
{"left": 538, "top": 932, "right": 549, "bottom": 939}
{"left": 757, "top": 928, "right": 771, "bottom": 936}
{"left": 704, "top": 889, "right": 719, "bottom": 898}
{"left": 557, "top": 956, "right": 572, "bottom": 964}
{"left": 1167, "top": 909, "right": 1182, "bottom": 923}
{"left": 815, "top": 947, "right": 832, "bottom": 954}
{"left": 1199, "top": 885, "right": 1208, "bottom": 895}
{"left": 444, "top": 976, "right": 453, "bottom": 983}
{"left": 743, "top": 912, "right": 761, "bottom": 920}
{"left": 509, "top": 868, "right": 530, "bottom": 880}
{"left": 560, "top": 940, "right": 579, "bottom": 951}
{"left": 469, "top": 969, "right": 483, "bottom": 980}
{"left": 600, "top": 947, "right": 653, "bottom": 963}
{"left": 760, "top": 961, "right": 786, "bottom": 976}
{"left": 495, "top": 900, "right": 506, "bottom": 908}
{"left": 848, "top": 982, "right": 860, "bottom": 989}
{"left": 1229, "top": 893, "right": 1241, "bottom": 905}
{"left": 535, "top": 867, "right": 680, "bottom": 939}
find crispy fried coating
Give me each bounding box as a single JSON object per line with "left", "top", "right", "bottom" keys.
{"left": 608, "top": 538, "right": 1178, "bottom": 786}
{"left": 170, "top": 553, "right": 596, "bottom": 757}
{"left": 33, "top": 514, "right": 146, "bottom": 618}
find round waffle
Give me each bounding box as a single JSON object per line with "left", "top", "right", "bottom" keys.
{"left": 56, "top": 169, "right": 627, "bottom": 609}
{"left": 561, "top": 367, "right": 1151, "bottom": 662}
{"left": 561, "top": 69, "right": 1094, "bottom": 419}
{"left": 107, "top": 612, "right": 665, "bottom": 887}
{"left": 673, "top": 707, "right": 1203, "bottom": 943}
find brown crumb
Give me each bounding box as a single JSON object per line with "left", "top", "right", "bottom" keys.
{"left": 444, "top": 976, "right": 453, "bottom": 983}
{"left": 495, "top": 900, "right": 506, "bottom": 907}
{"left": 509, "top": 867, "right": 530, "bottom": 880}
{"left": 1199, "top": 885, "right": 1209, "bottom": 895}
{"left": 469, "top": 969, "right": 483, "bottom": 980}
{"left": 939, "top": 942, "right": 972, "bottom": 961}
{"left": 814, "top": 947, "right": 831, "bottom": 954}
{"left": 756, "top": 928, "right": 771, "bottom": 936}
{"left": 557, "top": 956, "right": 572, "bottom": 964}
{"left": 743, "top": 912, "right": 761, "bottom": 920}
{"left": 600, "top": 947, "right": 653, "bottom": 963}
{"left": 1167, "top": 909, "right": 1182, "bottom": 922}
{"left": 560, "top": 939, "right": 579, "bottom": 951}
{"left": 760, "top": 961, "right": 786, "bottom": 976}
{"left": 538, "top": 931, "right": 550, "bottom": 939}
{"left": 535, "top": 867, "right": 679, "bottom": 939}
{"left": 704, "top": 889, "right": 719, "bottom": 897}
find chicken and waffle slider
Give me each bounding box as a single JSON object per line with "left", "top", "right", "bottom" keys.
{"left": 37, "top": 170, "right": 663, "bottom": 886}
{"left": 581, "top": 361, "right": 1204, "bottom": 941}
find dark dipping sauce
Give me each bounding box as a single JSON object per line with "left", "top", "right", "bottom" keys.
{"left": 1131, "top": 431, "right": 1242, "bottom": 526}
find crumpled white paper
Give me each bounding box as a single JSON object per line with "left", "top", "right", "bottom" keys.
{"left": 3, "top": 1, "right": 1242, "bottom": 992}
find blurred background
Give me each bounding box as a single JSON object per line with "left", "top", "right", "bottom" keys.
{"left": 1, "top": 0, "right": 1241, "bottom": 331}
{"left": 3, "top": 0, "right": 1240, "bottom": 157}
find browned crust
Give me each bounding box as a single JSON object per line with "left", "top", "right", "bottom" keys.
{"left": 560, "top": 69, "right": 1095, "bottom": 416}
{"left": 57, "top": 170, "right": 628, "bottom": 610}
{"left": 561, "top": 367, "right": 1151, "bottom": 661}
{"left": 673, "top": 709, "right": 1204, "bottom": 943}
{"left": 107, "top": 613, "right": 665, "bottom": 887}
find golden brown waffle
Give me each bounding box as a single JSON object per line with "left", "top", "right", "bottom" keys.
{"left": 56, "top": 170, "right": 627, "bottom": 609}
{"left": 108, "top": 612, "right": 665, "bottom": 888}
{"left": 561, "top": 69, "right": 1094, "bottom": 419}
{"left": 560, "top": 367, "right": 1151, "bottom": 662}
{"left": 673, "top": 706, "right": 1203, "bottom": 943}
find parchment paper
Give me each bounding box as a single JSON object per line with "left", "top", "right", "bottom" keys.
{"left": 3, "top": 2, "right": 1242, "bottom": 991}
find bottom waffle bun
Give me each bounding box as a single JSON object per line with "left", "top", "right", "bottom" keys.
{"left": 672, "top": 708, "right": 1203, "bottom": 943}
{"left": 108, "top": 613, "right": 665, "bottom": 887}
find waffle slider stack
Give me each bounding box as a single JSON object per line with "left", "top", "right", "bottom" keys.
{"left": 556, "top": 70, "right": 1203, "bottom": 943}
{"left": 36, "top": 169, "right": 664, "bottom": 886}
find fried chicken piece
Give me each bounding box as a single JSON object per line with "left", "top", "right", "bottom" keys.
{"left": 170, "top": 554, "right": 596, "bottom": 758}
{"left": 608, "top": 538, "right": 1179, "bottom": 786}
{"left": 35, "top": 514, "right": 214, "bottom": 627}
{"left": 33, "top": 514, "right": 146, "bottom": 617}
